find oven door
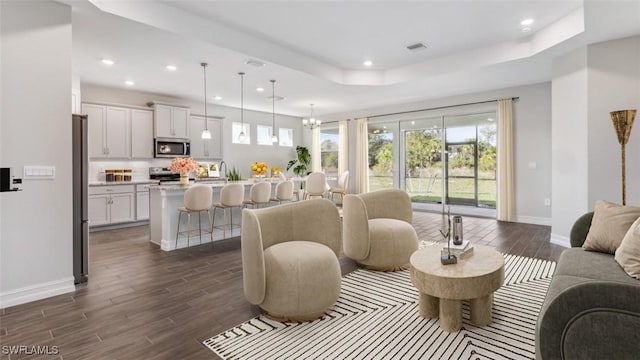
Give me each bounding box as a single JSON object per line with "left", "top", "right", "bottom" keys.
{"left": 154, "top": 138, "right": 190, "bottom": 158}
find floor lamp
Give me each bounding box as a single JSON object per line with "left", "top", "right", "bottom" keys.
{"left": 610, "top": 109, "right": 636, "bottom": 205}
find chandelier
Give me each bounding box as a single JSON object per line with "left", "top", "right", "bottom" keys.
{"left": 303, "top": 104, "right": 321, "bottom": 129}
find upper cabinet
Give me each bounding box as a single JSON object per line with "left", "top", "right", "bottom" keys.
{"left": 152, "top": 103, "right": 190, "bottom": 139}
{"left": 130, "top": 109, "right": 154, "bottom": 158}
{"left": 82, "top": 103, "right": 130, "bottom": 159}
{"left": 190, "top": 115, "right": 223, "bottom": 159}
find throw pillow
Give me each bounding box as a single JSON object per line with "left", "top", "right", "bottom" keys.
{"left": 582, "top": 200, "right": 640, "bottom": 254}
{"left": 615, "top": 217, "right": 640, "bottom": 279}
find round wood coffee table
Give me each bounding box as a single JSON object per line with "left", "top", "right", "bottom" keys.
{"left": 410, "top": 244, "right": 504, "bottom": 332}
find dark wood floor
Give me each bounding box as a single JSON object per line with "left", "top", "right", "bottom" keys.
{"left": 0, "top": 212, "right": 565, "bottom": 360}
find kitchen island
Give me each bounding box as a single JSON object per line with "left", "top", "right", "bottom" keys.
{"left": 149, "top": 180, "right": 278, "bottom": 251}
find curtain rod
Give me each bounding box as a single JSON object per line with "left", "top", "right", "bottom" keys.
{"left": 321, "top": 97, "right": 519, "bottom": 124}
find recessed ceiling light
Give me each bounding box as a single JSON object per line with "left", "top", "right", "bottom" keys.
{"left": 125, "top": 80, "right": 134, "bottom": 86}
{"left": 256, "top": 87, "right": 265, "bottom": 92}
{"left": 520, "top": 18, "right": 535, "bottom": 26}
{"left": 363, "top": 60, "right": 373, "bottom": 67}
{"left": 521, "top": 27, "right": 532, "bottom": 33}
{"left": 488, "top": 118, "right": 495, "bottom": 122}
{"left": 166, "top": 65, "right": 177, "bottom": 71}
{"left": 101, "top": 59, "right": 114, "bottom": 65}
{"left": 214, "top": 96, "right": 222, "bottom": 100}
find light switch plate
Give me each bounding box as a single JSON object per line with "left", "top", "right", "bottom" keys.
{"left": 23, "top": 166, "right": 55, "bottom": 180}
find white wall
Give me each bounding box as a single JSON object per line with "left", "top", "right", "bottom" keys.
{"left": 82, "top": 84, "right": 303, "bottom": 179}
{"left": 550, "top": 35, "right": 640, "bottom": 245}
{"left": 550, "top": 48, "right": 590, "bottom": 244}
{"left": 587, "top": 36, "right": 640, "bottom": 206}
{"left": 324, "top": 82, "right": 553, "bottom": 225}
{"left": 0, "top": 2, "right": 75, "bottom": 307}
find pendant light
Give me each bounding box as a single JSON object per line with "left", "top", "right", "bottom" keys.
{"left": 238, "top": 72, "right": 246, "bottom": 142}
{"left": 270, "top": 79, "right": 278, "bottom": 143}
{"left": 303, "top": 104, "right": 321, "bottom": 129}
{"left": 200, "top": 62, "right": 211, "bottom": 139}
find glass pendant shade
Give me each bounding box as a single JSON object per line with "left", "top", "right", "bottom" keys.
{"left": 201, "top": 62, "right": 211, "bottom": 140}
{"left": 201, "top": 129, "right": 211, "bottom": 139}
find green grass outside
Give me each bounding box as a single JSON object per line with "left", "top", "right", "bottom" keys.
{"left": 369, "top": 176, "right": 496, "bottom": 208}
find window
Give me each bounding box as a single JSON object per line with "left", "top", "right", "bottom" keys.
{"left": 257, "top": 125, "right": 274, "bottom": 145}
{"left": 232, "top": 122, "right": 250, "bottom": 144}
{"left": 320, "top": 128, "right": 339, "bottom": 179}
{"left": 279, "top": 128, "right": 293, "bottom": 147}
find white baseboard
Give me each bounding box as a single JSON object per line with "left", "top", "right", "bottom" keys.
{"left": 0, "top": 277, "right": 75, "bottom": 309}
{"left": 513, "top": 215, "right": 552, "bottom": 226}
{"left": 550, "top": 233, "right": 571, "bottom": 248}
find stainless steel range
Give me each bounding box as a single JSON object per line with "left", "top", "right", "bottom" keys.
{"left": 149, "top": 167, "right": 181, "bottom": 182}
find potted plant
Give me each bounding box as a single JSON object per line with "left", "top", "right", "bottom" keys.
{"left": 226, "top": 166, "right": 242, "bottom": 182}
{"left": 286, "top": 146, "right": 311, "bottom": 177}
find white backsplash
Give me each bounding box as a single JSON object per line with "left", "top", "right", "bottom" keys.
{"left": 89, "top": 159, "right": 170, "bottom": 182}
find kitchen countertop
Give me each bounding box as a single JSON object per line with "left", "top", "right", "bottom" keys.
{"left": 149, "top": 180, "right": 271, "bottom": 191}
{"left": 89, "top": 180, "right": 160, "bottom": 186}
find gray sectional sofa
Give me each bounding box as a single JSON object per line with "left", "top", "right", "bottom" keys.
{"left": 536, "top": 212, "right": 640, "bottom": 359}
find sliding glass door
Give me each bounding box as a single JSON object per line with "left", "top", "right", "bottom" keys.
{"left": 369, "top": 111, "right": 496, "bottom": 209}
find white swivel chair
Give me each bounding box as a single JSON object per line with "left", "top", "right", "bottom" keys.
{"left": 176, "top": 184, "right": 213, "bottom": 248}
{"left": 243, "top": 181, "right": 272, "bottom": 209}
{"left": 329, "top": 171, "right": 350, "bottom": 203}
{"left": 212, "top": 183, "right": 245, "bottom": 238}
{"left": 270, "top": 180, "right": 294, "bottom": 205}
{"left": 304, "top": 172, "right": 326, "bottom": 200}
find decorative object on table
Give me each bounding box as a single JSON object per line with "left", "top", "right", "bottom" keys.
{"left": 452, "top": 215, "right": 463, "bottom": 245}
{"left": 168, "top": 157, "right": 198, "bottom": 185}
{"left": 609, "top": 109, "right": 636, "bottom": 205}
{"left": 303, "top": 103, "right": 321, "bottom": 129}
{"left": 197, "top": 164, "right": 209, "bottom": 178}
{"left": 286, "top": 146, "right": 311, "bottom": 177}
{"left": 271, "top": 166, "right": 282, "bottom": 177}
{"left": 208, "top": 163, "right": 220, "bottom": 178}
{"left": 440, "top": 206, "right": 457, "bottom": 265}
{"left": 251, "top": 162, "right": 268, "bottom": 178}
{"left": 226, "top": 166, "right": 242, "bottom": 182}
{"left": 270, "top": 79, "right": 278, "bottom": 143}
{"left": 440, "top": 239, "right": 474, "bottom": 260}
{"left": 200, "top": 62, "right": 212, "bottom": 140}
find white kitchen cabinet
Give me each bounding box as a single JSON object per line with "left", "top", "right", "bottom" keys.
{"left": 153, "top": 103, "right": 190, "bottom": 139}
{"left": 88, "top": 194, "right": 110, "bottom": 226}
{"left": 136, "top": 184, "right": 150, "bottom": 220}
{"left": 131, "top": 109, "right": 154, "bottom": 158}
{"left": 190, "top": 115, "right": 222, "bottom": 159}
{"left": 82, "top": 103, "right": 130, "bottom": 159}
{"left": 88, "top": 185, "right": 136, "bottom": 226}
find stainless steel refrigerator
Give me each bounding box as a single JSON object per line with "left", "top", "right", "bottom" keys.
{"left": 72, "top": 114, "right": 89, "bottom": 284}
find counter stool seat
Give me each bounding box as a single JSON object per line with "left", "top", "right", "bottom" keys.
{"left": 213, "top": 183, "right": 245, "bottom": 238}
{"left": 176, "top": 184, "right": 213, "bottom": 248}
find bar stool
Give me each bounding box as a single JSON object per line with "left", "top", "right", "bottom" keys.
{"left": 243, "top": 181, "right": 271, "bottom": 209}
{"left": 176, "top": 184, "right": 213, "bottom": 248}
{"left": 270, "top": 179, "right": 294, "bottom": 205}
{"left": 212, "top": 183, "right": 245, "bottom": 238}
{"left": 305, "top": 172, "right": 326, "bottom": 199}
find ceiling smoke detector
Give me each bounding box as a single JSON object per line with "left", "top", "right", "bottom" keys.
{"left": 406, "top": 42, "right": 428, "bottom": 52}
{"left": 245, "top": 59, "right": 266, "bottom": 67}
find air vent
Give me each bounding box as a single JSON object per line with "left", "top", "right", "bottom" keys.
{"left": 267, "top": 96, "right": 285, "bottom": 101}
{"left": 406, "top": 42, "right": 428, "bottom": 51}
{"left": 245, "top": 59, "right": 266, "bottom": 67}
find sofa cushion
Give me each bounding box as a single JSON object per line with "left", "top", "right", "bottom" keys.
{"left": 582, "top": 200, "right": 640, "bottom": 254}
{"left": 555, "top": 248, "right": 639, "bottom": 286}
{"left": 615, "top": 217, "right": 640, "bottom": 279}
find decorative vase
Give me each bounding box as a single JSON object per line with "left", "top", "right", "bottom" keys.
{"left": 180, "top": 173, "right": 189, "bottom": 185}
{"left": 610, "top": 109, "right": 636, "bottom": 205}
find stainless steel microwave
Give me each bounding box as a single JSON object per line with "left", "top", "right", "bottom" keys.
{"left": 154, "top": 138, "right": 190, "bottom": 158}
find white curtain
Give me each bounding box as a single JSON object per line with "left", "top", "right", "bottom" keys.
{"left": 338, "top": 119, "right": 349, "bottom": 175}
{"left": 497, "top": 98, "right": 514, "bottom": 221}
{"left": 311, "top": 126, "right": 321, "bottom": 172}
{"left": 355, "top": 117, "right": 369, "bottom": 193}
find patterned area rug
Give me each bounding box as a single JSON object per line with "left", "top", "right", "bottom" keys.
{"left": 204, "top": 253, "right": 555, "bottom": 360}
